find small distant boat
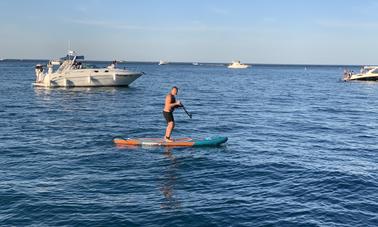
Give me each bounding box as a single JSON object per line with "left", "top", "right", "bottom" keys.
{"left": 228, "top": 61, "right": 249, "bottom": 69}
{"left": 158, "top": 60, "right": 168, "bottom": 65}
{"left": 192, "top": 62, "right": 199, "bottom": 66}
{"left": 343, "top": 66, "right": 378, "bottom": 81}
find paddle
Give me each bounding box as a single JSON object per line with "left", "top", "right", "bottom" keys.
{"left": 180, "top": 103, "right": 192, "bottom": 119}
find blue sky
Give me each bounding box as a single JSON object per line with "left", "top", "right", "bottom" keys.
{"left": 1, "top": 0, "right": 378, "bottom": 64}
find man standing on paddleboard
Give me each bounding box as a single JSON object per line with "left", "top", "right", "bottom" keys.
{"left": 163, "top": 86, "right": 182, "bottom": 142}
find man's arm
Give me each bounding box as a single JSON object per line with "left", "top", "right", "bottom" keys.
{"left": 165, "top": 95, "right": 181, "bottom": 109}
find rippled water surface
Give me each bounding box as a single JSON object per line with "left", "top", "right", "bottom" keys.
{"left": 0, "top": 61, "right": 377, "bottom": 226}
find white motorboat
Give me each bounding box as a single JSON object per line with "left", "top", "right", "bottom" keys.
{"left": 227, "top": 61, "right": 249, "bottom": 69}
{"left": 33, "top": 51, "right": 143, "bottom": 87}
{"left": 343, "top": 66, "right": 378, "bottom": 81}
{"left": 158, "top": 60, "right": 168, "bottom": 65}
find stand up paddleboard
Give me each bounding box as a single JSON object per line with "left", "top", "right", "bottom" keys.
{"left": 113, "top": 136, "right": 228, "bottom": 147}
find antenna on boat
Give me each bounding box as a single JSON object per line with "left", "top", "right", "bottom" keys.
{"left": 67, "top": 40, "right": 76, "bottom": 60}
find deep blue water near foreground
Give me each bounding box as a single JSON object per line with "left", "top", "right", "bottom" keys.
{"left": 0, "top": 61, "right": 377, "bottom": 226}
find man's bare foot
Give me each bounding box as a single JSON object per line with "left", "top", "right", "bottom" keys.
{"left": 164, "top": 137, "right": 173, "bottom": 142}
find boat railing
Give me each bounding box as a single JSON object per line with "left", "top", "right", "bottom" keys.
{"left": 56, "top": 60, "right": 73, "bottom": 73}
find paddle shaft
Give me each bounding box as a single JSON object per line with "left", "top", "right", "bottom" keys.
{"left": 181, "top": 104, "right": 192, "bottom": 119}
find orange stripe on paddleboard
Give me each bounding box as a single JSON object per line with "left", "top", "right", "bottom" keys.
{"left": 113, "top": 139, "right": 140, "bottom": 145}
{"left": 159, "top": 141, "right": 195, "bottom": 146}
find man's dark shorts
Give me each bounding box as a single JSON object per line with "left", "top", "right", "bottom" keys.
{"left": 163, "top": 111, "right": 174, "bottom": 123}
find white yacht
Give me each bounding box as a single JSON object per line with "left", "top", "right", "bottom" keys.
{"left": 33, "top": 51, "right": 143, "bottom": 87}
{"left": 343, "top": 66, "right": 378, "bottom": 81}
{"left": 227, "top": 61, "right": 249, "bottom": 69}
{"left": 158, "top": 60, "right": 168, "bottom": 65}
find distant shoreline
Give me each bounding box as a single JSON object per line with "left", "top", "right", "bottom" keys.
{"left": 0, "top": 59, "right": 366, "bottom": 67}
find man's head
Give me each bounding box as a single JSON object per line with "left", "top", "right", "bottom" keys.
{"left": 171, "top": 86, "right": 178, "bottom": 95}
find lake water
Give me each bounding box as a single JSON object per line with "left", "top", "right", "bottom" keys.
{"left": 0, "top": 61, "right": 377, "bottom": 226}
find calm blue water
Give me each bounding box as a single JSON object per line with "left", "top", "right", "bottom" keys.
{"left": 0, "top": 61, "right": 377, "bottom": 226}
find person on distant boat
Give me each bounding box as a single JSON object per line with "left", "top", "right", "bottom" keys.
{"left": 108, "top": 60, "right": 117, "bottom": 69}
{"left": 47, "top": 62, "right": 53, "bottom": 74}
{"left": 72, "top": 61, "right": 79, "bottom": 69}
{"left": 163, "top": 86, "right": 182, "bottom": 142}
{"left": 343, "top": 69, "right": 349, "bottom": 80}
{"left": 35, "top": 64, "right": 44, "bottom": 82}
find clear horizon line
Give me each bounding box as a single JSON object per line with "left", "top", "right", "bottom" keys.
{"left": 0, "top": 58, "right": 369, "bottom": 66}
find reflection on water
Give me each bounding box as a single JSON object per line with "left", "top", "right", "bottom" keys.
{"left": 33, "top": 86, "right": 138, "bottom": 96}
{"left": 33, "top": 86, "right": 143, "bottom": 113}
{"left": 160, "top": 147, "right": 181, "bottom": 209}
{"left": 111, "top": 144, "right": 182, "bottom": 209}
